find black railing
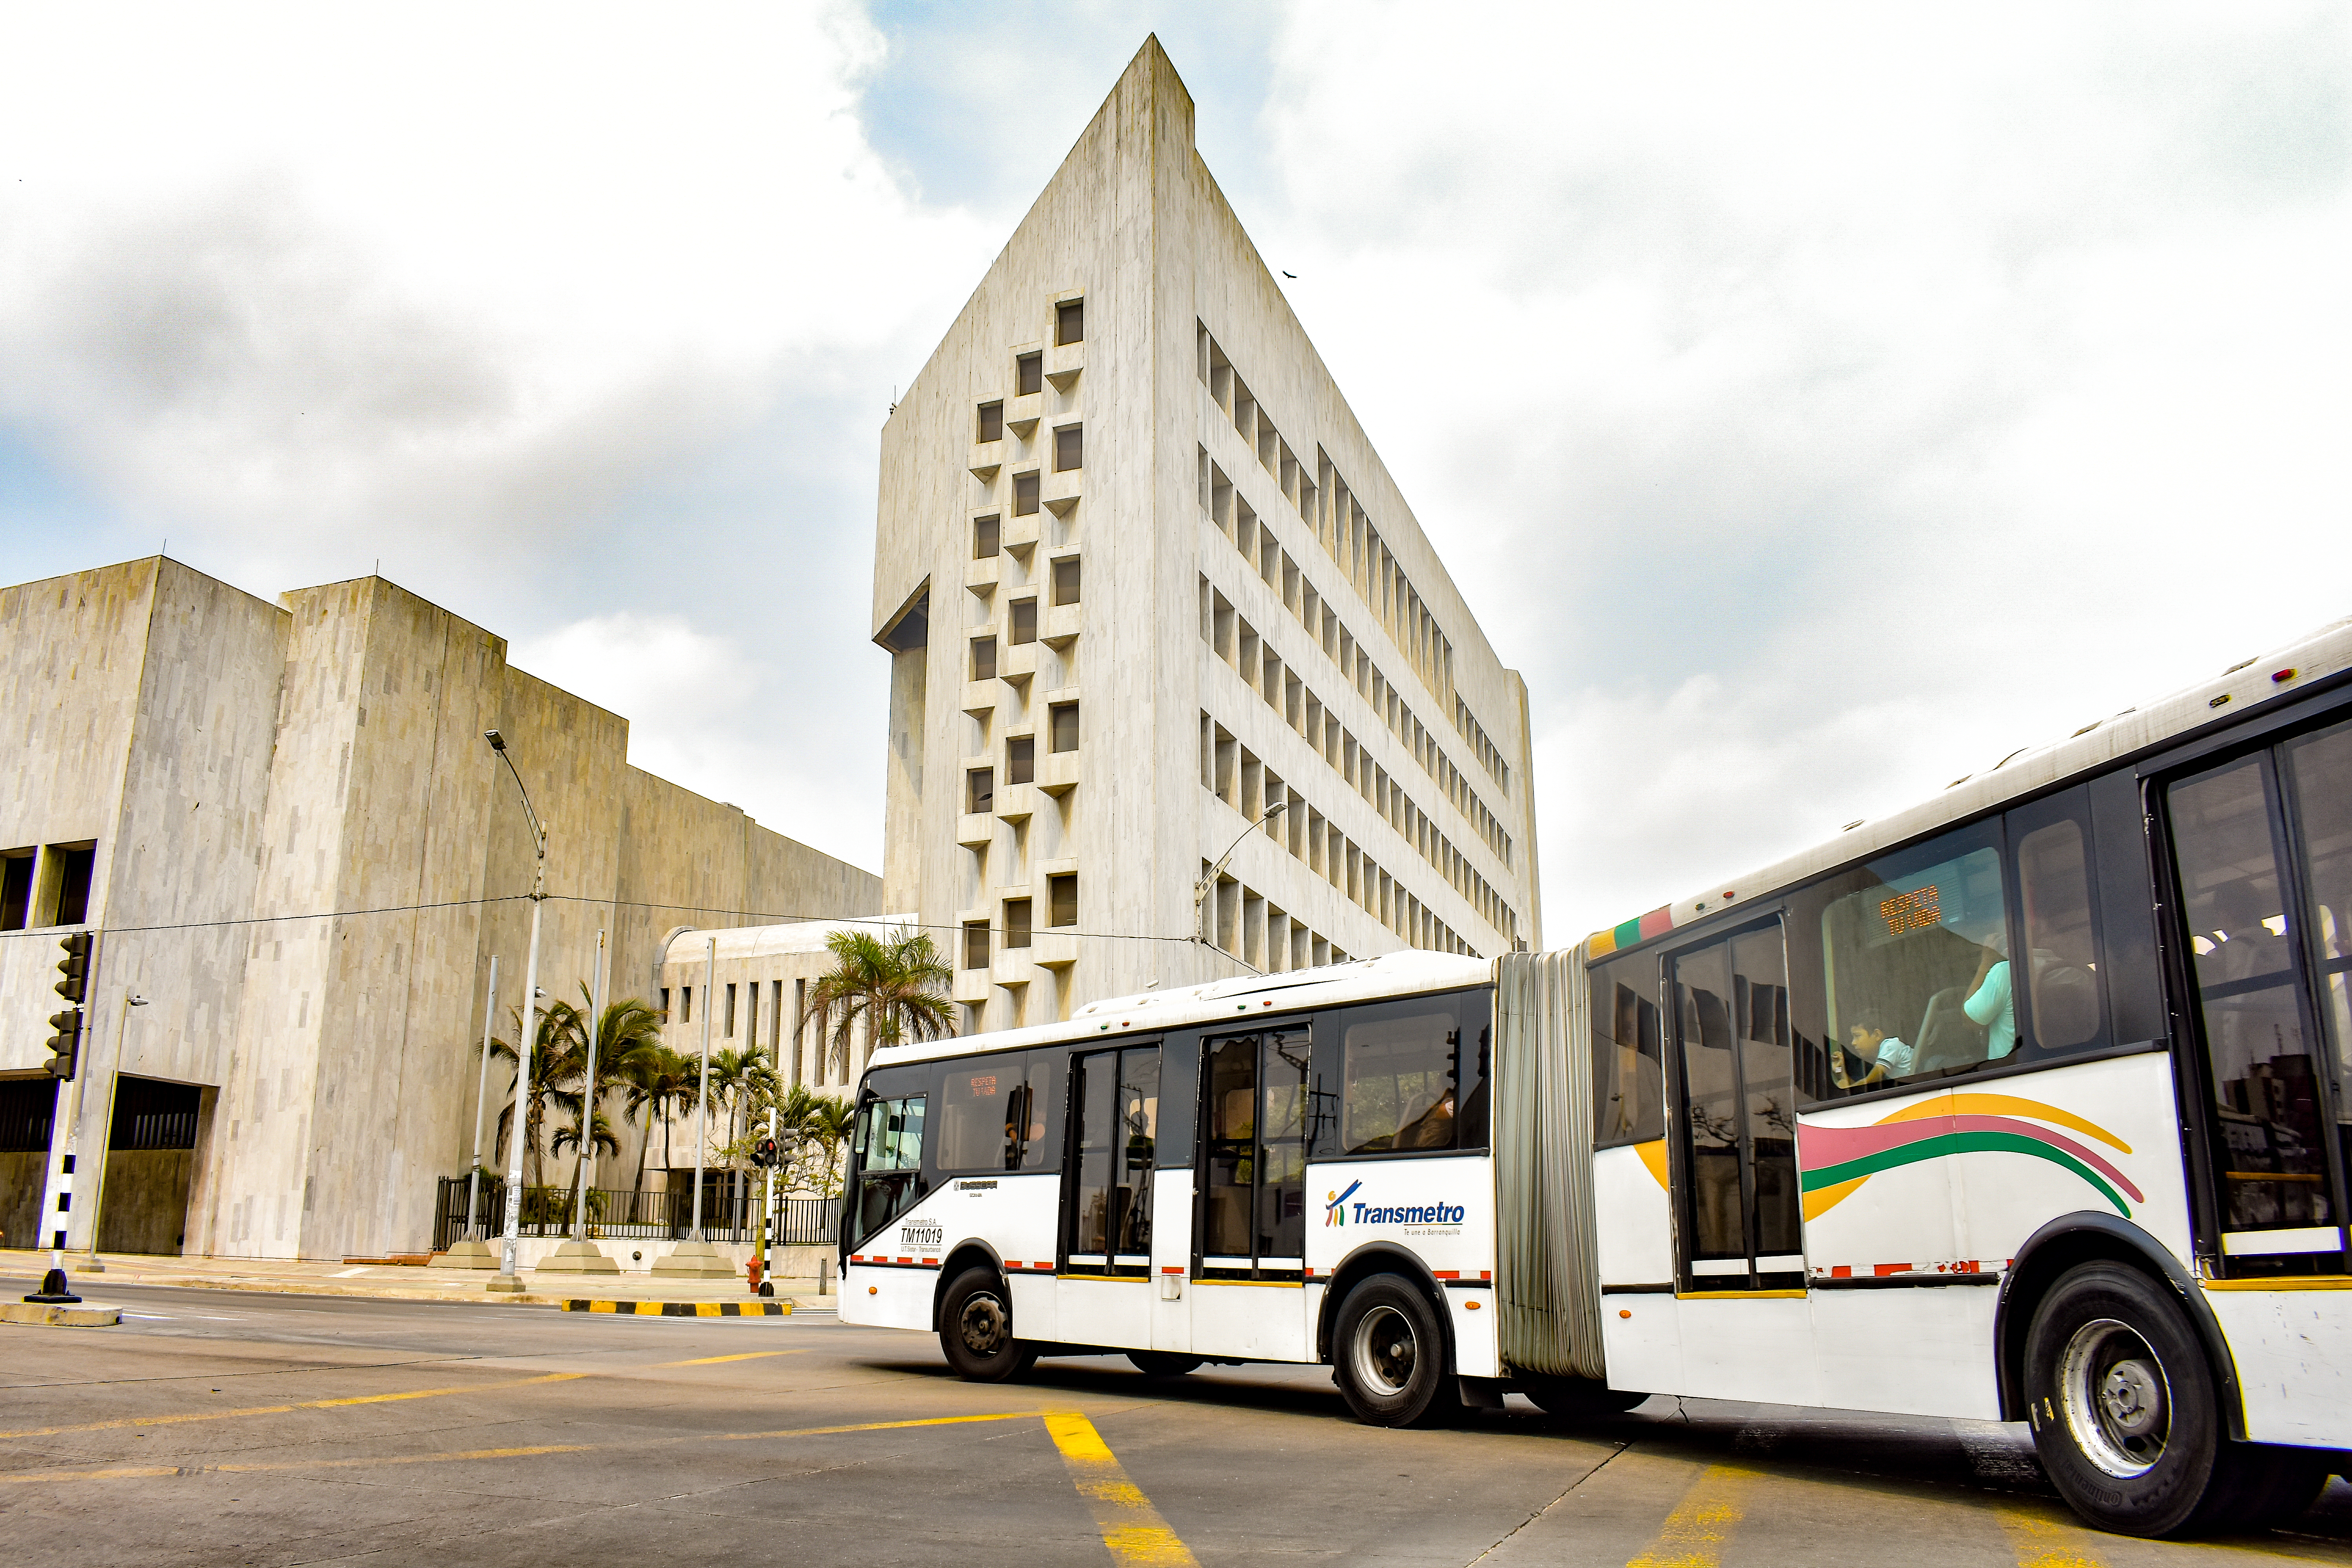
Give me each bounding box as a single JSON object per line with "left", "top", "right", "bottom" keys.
{"left": 433, "top": 1176, "right": 837, "bottom": 1252}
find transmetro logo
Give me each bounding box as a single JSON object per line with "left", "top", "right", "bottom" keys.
{"left": 1324, "top": 1180, "right": 1361, "bottom": 1227}
{"left": 1323, "top": 1180, "right": 1466, "bottom": 1229}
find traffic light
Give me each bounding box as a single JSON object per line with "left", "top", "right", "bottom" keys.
{"left": 54, "top": 932, "right": 91, "bottom": 1004}
{"left": 45, "top": 1007, "right": 81, "bottom": 1081}
{"left": 752, "top": 1136, "right": 780, "bottom": 1169}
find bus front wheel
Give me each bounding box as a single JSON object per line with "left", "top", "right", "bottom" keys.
{"left": 2024, "top": 1261, "right": 2323, "bottom": 1535}
{"left": 1333, "top": 1275, "right": 1459, "bottom": 1428}
{"left": 938, "top": 1267, "right": 1037, "bottom": 1383}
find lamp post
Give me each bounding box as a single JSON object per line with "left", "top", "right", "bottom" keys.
{"left": 1193, "top": 800, "right": 1287, "bottom": 975}
{"left": 484, "top": 728, "right": 547, "bottom": 1294}
{"left": 80, "top": 990, "right": 147, "bottom": 1274}
{"left": 440, "top": 956, "right": 499, "bottom": 1266}
{"left": 651, "top": 934, "right": 733, "bottom": 1278}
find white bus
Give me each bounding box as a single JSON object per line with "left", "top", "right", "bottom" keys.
{"left": 843, "top": 615, "right": 2352, "bottom": 1538}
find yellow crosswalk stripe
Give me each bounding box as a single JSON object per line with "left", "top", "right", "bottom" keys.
{"left": 1624, "top": 1463, "right": 1761, "bottom": 1568}
{"left": 1044, "top": 1410, "right": 1200, "bottom": 1568}
{"left": 1996, "top": 1506, "right": 2107, "bottom": 1568}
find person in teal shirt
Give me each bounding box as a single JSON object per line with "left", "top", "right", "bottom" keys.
{"left": 1964, "top": 940, "right": 2016, "bottom": 1059}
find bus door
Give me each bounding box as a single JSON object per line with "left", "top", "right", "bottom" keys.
{"left": 1059, "top": 1044, "right": 1160, "bottom": 1348}
{"left": 2162, "top": 721, "right": 2352, "bottom": 1276}
{"left": 1191, "top": 1025, "right": 1312, "bottom": 1360}
{"left": 1666, "top": 920, "right": 1806, "bottom": 1290}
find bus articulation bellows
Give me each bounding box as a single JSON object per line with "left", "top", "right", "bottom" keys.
{"left": 843, "top": 615, "right": 2352, "bottom": 1538}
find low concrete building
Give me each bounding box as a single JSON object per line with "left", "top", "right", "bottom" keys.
{"left": 1, "top": 557, "right": 881, "bottom": 1259}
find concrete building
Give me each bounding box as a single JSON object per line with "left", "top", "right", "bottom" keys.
{"left": 651, "top": 915, "right": 914, "bottom": 1105}
{"left": 0, "top": 557, "right": 880, "bottom": 1259}
{"left": 871, "top": 39, "right": 1541, "bottom": 1030}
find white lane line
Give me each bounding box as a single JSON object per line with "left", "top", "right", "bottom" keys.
{"left": 331, "top": 1267, "right": 370, "bottom": 1277}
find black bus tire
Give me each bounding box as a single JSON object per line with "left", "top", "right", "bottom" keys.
{"left": 1332, "top": 1275, "right": 1460, "bottom": 1428}
{"left": 2025, "top": 1261, "right": 2238, "bottom": 1537}
{"left": 938, "top": 1266, "right": 1036, "bottom": 1383}
{"left": 1129, "top": 1350, "right": 1204, "bottom": 1378}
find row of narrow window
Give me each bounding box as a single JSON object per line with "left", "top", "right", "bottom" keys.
{"left": 965, "top": 701, "right": 1079, "bottom": 813}
{"left": 655, "top": 978, "right": 856, "bottom": 1086}
{"left": 1199, "top": 573, "right": 1519, "bottom": 941}
{"left": 1200, "top": 865, "right": 1355, "bottom": 973}
{"left": 960, "top": 874, "right": 1080, "bottom": 969}
{"left": 1198, "top": 322, "right": 1508, "bottom": 795}
{"left": 1198, "top": 444, "right": 1512, "bottom": 867}
{"left": 1200, "top": 706, "right": 1513, "bottom": 954}
{"left": 0, "top": 842, "right": 95, "bottom": 931}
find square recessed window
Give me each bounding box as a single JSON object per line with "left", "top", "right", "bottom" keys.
{"left": 971, "top": 637, "right": 998, "bottom": 682}
{"left": 1054, "top": 424, "right": 1083, "bottom": 472}
{"left": 977, "top": 401, "right": 1004, "bottom": 443}
{"left": 1052, "top": 556, "right": 1082, "bottom": 606}
{"left": 1049, "top": 702, "right": 1079, "bottom": 754}
{"left": 1057, "top": 299, "right": 1083, "bottom": 346}
{"left": 1017, "top": 352, "right": 1043, "bottom": 397}
{"left": 1007, "top": 735, "right": 1034, "bottom": 784}
{"left": 973, "top": 514, "right": 1001, "bottom": 559}
{"left": 1005, "top": 898, "right": 1033, "bottom": 949}
{"left": 0, "top": 850, "right": 31, "bottom": 932}
{"left": 1010, "top": 598, "right": 1037, "bottom": 646}
{"left": 1013, "top": 472, "right": 1039, "bottom": 516}
{"left": 1049, "top": 873, "right": 1078, "bottom": 927}
{"left": 968, "top": 767, "right": 995, "bottom": 815}
{"left": 964, "top": 920, "right": 990, "bottom": 971}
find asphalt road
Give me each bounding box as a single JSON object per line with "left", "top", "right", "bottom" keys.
{"left": 3, "top": 1274, "right": 2349, "bottom": 1567}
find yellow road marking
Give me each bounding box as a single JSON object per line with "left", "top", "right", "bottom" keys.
{"left": 0, "top": 1412, "right": 1034, "bottom": 1485}
{"left": 656, "top": 1350, "right": 808, "bottom": 1367}
{"left": 1996, "top": 1506, "right": 2107, "bottom": 1568}
{"left": 1044, "top": 1410, "right": 1199, "bottom": 1568}
{"left": 1624, "top": 1463, "right": 1760, "bottom": 1568}
{"left": 0, "top": 1372, "right": 587, "bottom": 1441}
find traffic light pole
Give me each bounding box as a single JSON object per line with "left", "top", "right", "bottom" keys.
{"left": 29, "top": 930, "right": 95, "bottom": 1304}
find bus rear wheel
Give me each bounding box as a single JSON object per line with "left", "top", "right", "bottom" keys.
{"left": 1333, "top": 1275, "right": 1459, "bottom": 1428}
{"left": 938, "top": 1266, "right": 1036, "bottom": 1383}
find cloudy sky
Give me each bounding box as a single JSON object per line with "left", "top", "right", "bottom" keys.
{"left": 3, "top": 3, "right": 2344, "bottom": 944}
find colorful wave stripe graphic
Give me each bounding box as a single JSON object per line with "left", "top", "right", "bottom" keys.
{"left": 1797, "top": 1094, "right": 2141, "bottom": 1221}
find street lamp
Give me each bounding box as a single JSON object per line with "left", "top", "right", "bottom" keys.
{"left": 484, "top": 728, "right": 548, "bottom": 1294}
{"left": 1193, "top": 800, "right": 1287, "bottom": 975}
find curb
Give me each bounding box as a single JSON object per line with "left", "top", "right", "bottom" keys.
{"left": 4, "top": 1300, "right": 122, "bottom": 1327}
{"left": 564, "top": 1299, "right": 793, "bottom": 1316}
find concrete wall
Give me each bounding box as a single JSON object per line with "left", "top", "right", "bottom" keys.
{"left": 2, "top": 558, "right": 882, "bottom": 1259}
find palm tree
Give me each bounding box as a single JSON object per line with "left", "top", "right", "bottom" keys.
{"left": 552, "top": 987, "right": 667, "bottom": 1215}
{"left": 491, "top": 997, "right": 584, "bottom": 1189}
{"left": 621, "top": 1045, "right": 699, "bottom": 1191}
{"left": 706, "top": 1045, "right": 760, "bottom": 1158}
{"left": 797, "top": 925, "right": 954, "bottom": 1079}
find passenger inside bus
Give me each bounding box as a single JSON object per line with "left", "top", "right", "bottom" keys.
{"left": 1839, "top": 1009, "right": 1915, "bottom": 1083}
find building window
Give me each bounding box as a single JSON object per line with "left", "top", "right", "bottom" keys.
{"left": 1017, "top": 351, "right": 1043, "bottom": 397}
{"left": 1054, "top": 424, "right": 1083, "bottom": 472}
{"left": 971, "top": 636, "right": 998, "bottom": 682}
{"left": 977, "top": 401, "right": 1004, "bottom": 442}
{"left": 725, "top": 983, "right": 737, "bottom": 1038}
{"left": 1052, "top": 556, "right": 1081, "bottom": 605}
{"left": 1050, "top": 873, "right": 1078, "bottom": 928}
{"left": 659, "top": 986, "right": 671, "bottom": 1019}
{"left": 1013, "top": 472, "right": 1039, "bottom": 516}
{"left": 0, "top": 850, "right": 30, "bottom": 932}
{"left": 1007, "top": 735, "right": 1034, "bottom": 785}
{"left": 973, "top": 514, "right": 1000, "bottom": 559}
{"left": 1057, "top": 298, "right": 1083, "bottom": 346}
{"left": 49, "top": 844, "right": 94, "bottom": 926}
{"left": 965, "top": 920, "right": 990, "bottom": 971}
{"left": 680, "top": 985, "right": 693, "bottom": 1024}
{"left": 1005, "top": 898, "right": 1033, "bottom": 949}
{"left": 968, "top": 768, "right": 995, "bottom": 815}
{"left": 1049, "top": 702, "right": 1079, "bottom": 754}
{"left": 1010, "top": 598, "right": 1037, "bottom": 646}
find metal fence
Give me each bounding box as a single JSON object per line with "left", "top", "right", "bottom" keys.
{"left": 433, "top": 1176, "right": 838, "bottom": 1252}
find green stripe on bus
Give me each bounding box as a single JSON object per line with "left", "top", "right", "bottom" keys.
{"left": 1800, "top": 1130, "right": 2129, "bottom": 1216}
{"left": 1613, "top": 918, "right": 1642, "bottom": 950}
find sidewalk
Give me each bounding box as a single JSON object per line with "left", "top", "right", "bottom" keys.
{"left": 0, "top": 1249, "right": 839, "bottom": 1312}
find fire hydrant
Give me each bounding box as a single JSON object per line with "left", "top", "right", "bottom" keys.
{"left": 746, "top": 1256, "right": 764, "bottom": 1292}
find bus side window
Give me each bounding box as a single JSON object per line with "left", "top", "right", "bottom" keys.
{"left": 1589, "top": 953, "right": 1664, "bottom": 1145}
{"left": 1337, "top": 995, "right": 1485, "bottom": 1154}
{"left": 933, "top": 1058, "right": 1017, "bottom": 1174}
{"left": 1012, "top": 1052, "right": 1065, "bottom": 1171}
{"left": 2011, "top": 797, "right": 2109, "bottom": 1056}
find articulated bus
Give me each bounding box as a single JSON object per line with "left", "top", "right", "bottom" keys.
{"left": 843, "top": 616, "right": 2352, "bottom": 1538}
